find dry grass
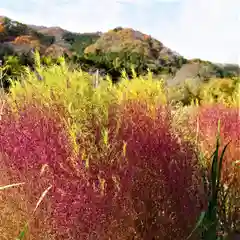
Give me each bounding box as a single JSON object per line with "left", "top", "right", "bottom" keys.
{"left": 0, "top": 153, "right": 57, "bottom": 240}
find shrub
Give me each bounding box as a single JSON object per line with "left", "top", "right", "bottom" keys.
{"left": 112, "top": 99, "right": 206, "bottom": 239}
{"left": 0, "top": 100, "right": 72, "bottom": 171}
{"left": 49, "top": 101, "right": 137, "bottom": 239}
{"left": 0, "top": 98, "right": 137, "bottom": 239}
{"left": 0, "top": 100, "right": 73, "bottom": 239}
{"left": 62, "top": 99, "right": 206, "bottom": 239}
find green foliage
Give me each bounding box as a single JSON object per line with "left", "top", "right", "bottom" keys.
{"left": 112, "top": 26, "right": 123, "bottom": 32}
{"left": 2, "top": 17, "right": 55, "bottom": 46}
{"left": 34, "top": 32, "right": 55, "bottom": 46}
{"left": 212, "top": 64, "right": 239, "bottom": 78}
{"left": 0, "top": 44, "right": 15, "bottom": 59}
{"left": 63, "top": 32, "right": 100, "bottom": 55}
{"left": 0, "top": 55, "right": 26, "bottom": 89}
{"left": 3, "top": 17, "right": 29, "bottom": 38}
{"left": 16, "top": 223, "right": 28, "bottom": 240}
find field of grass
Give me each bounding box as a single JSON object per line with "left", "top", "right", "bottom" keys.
{"left": 0, "top": 52, "right": 239, "bottom": 240}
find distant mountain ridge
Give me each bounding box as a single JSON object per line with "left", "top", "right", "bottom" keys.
{"left": 0, "top": 16, "right": 239, "bottom": 84}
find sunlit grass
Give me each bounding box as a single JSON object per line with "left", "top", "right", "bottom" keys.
{"left": 0, "top": 52, "right": 239, "bottom": 239}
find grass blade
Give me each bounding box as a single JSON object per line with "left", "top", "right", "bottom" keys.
{"left": 186, "top": 211, "right": 206, "bottom": 239}
{"left": 0, "top": 182, "right": 25, "bottom": 190}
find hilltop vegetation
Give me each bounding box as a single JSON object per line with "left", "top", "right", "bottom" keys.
{"left": 0, "top": 16, "right": 239, "bottom": 88}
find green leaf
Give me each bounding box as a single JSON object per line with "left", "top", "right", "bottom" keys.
{"left": 16, "top": 222, "right": 28, "bottom": 240}
{"left": 186, "top": 211, "right": 206, "bottom": 240}
{"left": 216, "top": 141, "right": 231, "bottom": 193}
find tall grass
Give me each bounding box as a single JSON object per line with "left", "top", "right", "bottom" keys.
{"left": 195, "top": 105, "right": 240, "bottom": 236}
{"left": 0, "top": 53, "right": 239, "bottom": 239}
{"left": 187, "top": 120, "right": 233, "bottom": 240}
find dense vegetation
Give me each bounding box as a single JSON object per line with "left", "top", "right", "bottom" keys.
{"left": 62, "top": 31, "right": 101, "bottom": 55}
{"left": 0, "top": 52, "right": 239, "bottom": 239}
{"left": 0, "top": 16, "right": 239, "bottom": 239}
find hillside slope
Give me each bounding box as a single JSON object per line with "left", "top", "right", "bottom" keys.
{"left": 83, "top": 27, "right": 239, "bottom": 82}
{"left": 84, "top": 27, "right": 186, "bottom": 73}
{"left": 0, "top": 16, "right": 100, "bottom": 58}
{"left": 0, "top": 16, "right": 239, "bottom": 84}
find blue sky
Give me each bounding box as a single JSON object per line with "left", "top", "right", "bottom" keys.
{"left": 1, "top": 0, "right": 239, "bottom": 64}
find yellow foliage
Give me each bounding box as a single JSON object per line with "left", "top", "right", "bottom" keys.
{"left": 84, "top": 44, "right": 97, "bottom": 54}
{"left": 45, "top": 44, "right": 71, "bottom": 58}
{"left": 84, "top": 28, "right": 157, "bottom": 57}
{"left": 0, "top": 23, "right": 4, "bottom": 33}
{"left": 200, "top": 78, "right": 239, "bottom": 106}
{"left": 13, "top": 35, "right": 40, "bottom": 48}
